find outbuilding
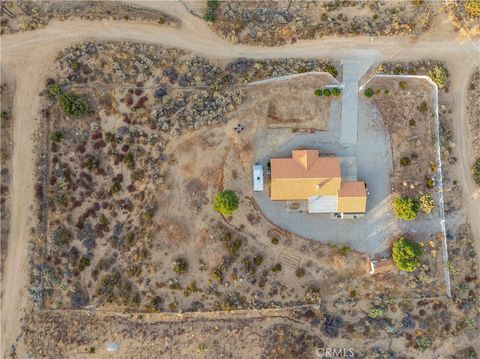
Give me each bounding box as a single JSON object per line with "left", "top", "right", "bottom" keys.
{"left": 253, "top": 164, "right": 264, "bottom": 192}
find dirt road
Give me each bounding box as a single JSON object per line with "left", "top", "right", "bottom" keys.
{"left": 1, "top": 1, "right": 479, "bottom": 357}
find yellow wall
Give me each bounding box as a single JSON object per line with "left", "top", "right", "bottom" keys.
{"left": 271, "top": 178, "right": 341, "bottom": 200}
{"left": 337, "top": 196, "right": 367, "bottom": 213}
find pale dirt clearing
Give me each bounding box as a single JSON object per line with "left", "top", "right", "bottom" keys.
{"left": 1, "top": 0, "right": 480, "bottom": 357}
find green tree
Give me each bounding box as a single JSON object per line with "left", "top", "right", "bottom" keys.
{"left": 213, "top": 190, "right": 239, "bottom": 216}
{"left": 364, "top": 88, "right": 374, "bottom": 97}
{"left": 392, "top": 196, "right": 419, "bottom": 221}
{"left": 392, "top": 237, "right": 423, "bottom": 272}
{"left": 58, "top": 93, "right": 88, "bottom": 116}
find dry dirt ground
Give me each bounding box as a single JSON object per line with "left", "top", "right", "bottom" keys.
{"left": 1, "top": 1, "right": 480, "bottom": 358}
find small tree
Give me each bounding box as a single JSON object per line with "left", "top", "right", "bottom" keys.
{"left": 331, "top": 87, "right": 341, "bottom": 96}
{"left": 364, "top": 88, "right": 374, "bottom": 97}
{"left": 213, "top": 190, "right": 239, "bottom": 216}
{"left": 392, "top": 196, "right": 419, "bottom": 221}
{"left": 322, "top": 88, "right": 331, "bottom": 96}
{"left": 392, "top": 237, "right": 423, "bottom": 272}
{"left": 314, "top": 88, "right": 323, "bottom": 96}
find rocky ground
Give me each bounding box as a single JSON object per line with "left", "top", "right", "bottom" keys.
{"left": 0, "top": 0, "right": 177, "bottom": 34}
{"left": 202, "top": 0, "right": 434, "bottom": 46}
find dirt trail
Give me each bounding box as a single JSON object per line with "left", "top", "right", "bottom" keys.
{"left": 1, "top": 1, "right": 479, "bottom": 357}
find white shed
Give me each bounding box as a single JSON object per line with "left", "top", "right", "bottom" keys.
{"left": 252, "top": 165, "right": 264, "bottom": 191}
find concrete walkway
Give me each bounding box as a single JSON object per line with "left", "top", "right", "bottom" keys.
{"left": 340, "top": 58, "right": 376, "bottom": 144}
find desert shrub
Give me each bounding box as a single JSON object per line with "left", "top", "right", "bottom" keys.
{"left": 472, "top": 158, "right": 480, "bottom": 186}
{"left": 51, "top": 226, "right": 72, "bottom": 247}
{"left": 425, "top": 177, "right": 435, "bottom": 188}
{"left": 392, "top": 237, "right": 423, "bottom": 272}
{"left": 305, "top": 286, "right": 321, "bottom": 304}
{"left": 324, "top": 64, "right": 338, "bottom": 77}
{"left": 314, "top": 88, "right": 323, "bottom": 96}
{"left": 417, "top": 101, "right": 428, "bottom": 113}
{"left": 79, "top": 256, "right": 91, "bottom": 271}
{"left": 409, "top": 119, "right": 416, "bottom": 126}
{"left": 271, "top": 237, "right": 279, "bottom": 244}
{"left": 416, "top": 337, "right": 432, "bottom": 352}
{"left": 123, "top": 152, "right": 135, "bottom": 170}
{"left": 364, "top": 88, "right": 374, "bottom": 97}
{"left": 58, "top": 93, "right": 88, "bottom": 116}
{"left": 368, "top": 306, "right": 385, "bottom": 318}
{"left": 213, "top": 190, "right": 239, "bottom": 216}
{"left": 419, "top": 195, "right": 435, "bottom": 214}
{"left": 225, "top": 239, "right": 242, "bottom": 257}
{"left": 466, "top": 0, "right": 480, "bottom": 16}
{"left": 204, "top": 0, "right": 218, "bottom": 22}
{"left": 154, "top": 87, "right": 167, "bottom": 99}
{"left": 131, "top": 169, "right": 145, "bottom": 182}
{"left": 392, "top": 196, "right": 419, "bottom": 221}
{"left": 295, "top": 267, "right": 305, "bottom": 278}
{"left": 331, "top": 87, "right": 341, "bottom": 96}
{"left": 428, "top": 65, "right": 448, "bottom": 89}
{"left": 340, "top": 245, "right": 350, "bottom": 254}
{"left": 399, "top": 81, "right": 408, "bottom": 89}
{"left": 272, "top": 263, "right": 282, "bottom": 272}
{"left": 110, "top": 182, "right": 122, "bottom": 194}
{"left": 84, "top": 155, "right": 99, "bottom": 171}
{"left": 253, "top": 255, "right": 264, "bottom": 266}
{"left": 47, "top": 83, "right": 62, "bottom": 96}
{"left": 322, "top": 88, "right": 331, "bottom": 96}
{"left": 50, "top": 130, "right": 64, "bottom": 143}
{"left": 400, "top": 156, "right": 411, "bottom": 166}
{"left": 172, "top": 258, "right": 188, "bottom": 275}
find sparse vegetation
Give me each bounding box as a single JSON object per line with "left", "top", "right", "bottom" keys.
{"left": 392, "top": 237, "right": 423, "bottom": 272}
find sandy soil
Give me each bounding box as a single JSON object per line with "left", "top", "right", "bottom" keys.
{"left": 1, "top": 1, "right": 480, "bottom": 357}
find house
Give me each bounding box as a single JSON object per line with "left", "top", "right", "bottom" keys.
{"left": 369, "top": 258, "right": 395, "bottom": 275}
{"left": 270, "top": 149, "right": 367, "bottom": 214}
{"left": 252, "top": 164, "right": 264, "bottom": 192}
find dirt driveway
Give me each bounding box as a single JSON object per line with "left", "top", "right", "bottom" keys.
{"left": 1, "top": 1, "right": 480, "bottom": 356}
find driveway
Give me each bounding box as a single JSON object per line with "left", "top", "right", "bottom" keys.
{"left": 253, "top": 98, "right": 397, "bottom": 254}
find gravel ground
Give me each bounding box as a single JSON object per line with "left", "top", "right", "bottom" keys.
{"left": 253, "top": 98, "right": 397, "bottom": 254}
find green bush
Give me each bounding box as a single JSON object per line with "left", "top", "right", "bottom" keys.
{"left": 213, "top": 190, "right": 239, "bottom": 216}
{"left": 392, "top": 237, "right": 423, "bottom": 272}
{"left": 58, "top": 93, "right": 88, "bottom": 116}
{"left": 253, "top": 255, "right": 264, "bottom": 266}
{"left": 50, "top": 130, "right": 64, "bottom": 143}
{"left": 204, "top": 0, "right": 218, "bottom": 22}
{"left": 368, "top": 306, "right": 385, "bottom": 318}
{"left": 322, "top": 88, "right": 331, "bottom": 96}
{"left": 331, "top": 87, "right": 341, "bottom": 96}
{"left": 314, "top": 88, "right": 323, "bottom": 96}
{"left": 427, "top": 65, "right": 448, "bottom": 89}
{"left": 392, "top": 196, "right": 419, "bottom": 221}
{"left": 271, "top": 237, "right": 279, "bottom": 245}
{"left": 172, "top": 258, "right": 188, "bottom": 275}
{"left": 400, "top": 156, "right": 411, "bottom": 166}
{"left": 472, "top": 158, "right": 480, "bottom": 186}
{"left": 399, "top": 81, "right": 408, "bottom": 89}
{"left": 466, "top": 0, "right": 480, "bottom": 17}
{"left": 324, "top": 64, "right": 338, "bottom": 78}
{"left": 272, "top": 263, "right": 282, "bottom": 272}
{"left": 364, "top": 88, "right": 374, "bottom": 97}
